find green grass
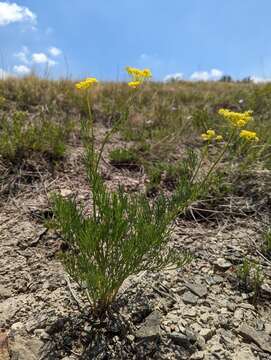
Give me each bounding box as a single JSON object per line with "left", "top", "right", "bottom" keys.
{"left": 262, "top": 228, "right": 271, "bottom": 258}
{"left": 0, "top": 110, "right": 72, "bottom": 163}
{"left": 146, "top": 160, "right": 195, "bottom": 193}
{"left": 109, "top": 147, "right": 141, "bottom": 170}
{"left": 237, "top": 258, "right": 264, "bottom": 302}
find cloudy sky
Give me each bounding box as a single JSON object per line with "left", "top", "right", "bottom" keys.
{"left": 0, "top": 0, "right": 270, "bottom": 81}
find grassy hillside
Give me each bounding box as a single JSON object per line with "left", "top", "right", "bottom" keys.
{"left": 1, "top": 76, "right": 271, "bottom": 167}
{"left": 1, "top": 77, "right": 271, "bottom": 199}
{"left": 1, "top": 77, "right": 271, "bottom": 359}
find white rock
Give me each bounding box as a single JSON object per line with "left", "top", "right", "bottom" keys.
{"left": 60, "top": 188, "right": 73, "bottom": 197}
{"left": 190, "top": 351, "right": 205, "bottom": 359}
{"left": 233, "top": 347, "right": 256, "bottom": 360}
{"left": 11, "top": 322, "right": 25, "bottom": 332}
{"left": 199, "top": 328, "right": 214, "bottom": 341}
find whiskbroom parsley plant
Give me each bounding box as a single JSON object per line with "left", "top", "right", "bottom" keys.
{"left": 51, "top": 71, "right": 260, "bottom": 315}
{"left": 51, "top": 72, "right": 196, "bottom": 314}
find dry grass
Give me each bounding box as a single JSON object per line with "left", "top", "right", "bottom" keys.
{"left": 0, "top": 76, "right": 271, "bottom": 198}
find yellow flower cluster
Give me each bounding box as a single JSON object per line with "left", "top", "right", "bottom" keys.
{"left": 218, "top": 108, "right": 259, "bottom": 142}
{"left": 240, "top": 130, "right": 259, "bottom": 142}
{"left": 128, "top": 81, "right": 141, "bottom": 88}
{"left": 218, "top": 109, "right": 253, "bottom": 128}
{"left": 216, "top": 135, "right": 223, "bottom": 141}
{"left": 75, "top": 77, "right": 98, "bottom": 90}
{"left": 201, "top": 129, "right": 223, "bottom": 142}
{"left": 126, "top": 66, "right": 152, "bottom": 88}
{"left": 126, "top": 67, "right": 152, "bottom": 79}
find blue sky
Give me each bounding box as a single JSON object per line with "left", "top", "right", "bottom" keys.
{"left": 0, "top": 0, "right": 271, "bottom": 82}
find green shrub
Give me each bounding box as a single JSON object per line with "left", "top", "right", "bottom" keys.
{"left": 192, "top": 108, "right": 212, "bottom": 132}
{"left": 146, "top": 163, "right": 164, "bottom": 193}
{"left": 109, "top": 148, "right": 141, "bottom": 170}
{"left": 146, "top": 152, "right": 198, "bottom": 193}
{"left": 51, "top": 79, "right": 205, "bottom": 313}
{"left": 0, "top": 110, "right": 72, "bottom": 162}
{"left": 51, "top": 78, "right": 266, "bottom": 315}
{"left": 52, "top": 183, "right": 194, "bottom": 313}
{"left": 237, "top": 258, "right": 264, "bottom": 302}
{"left": 52, "top": 115, "right": 199, "bottom": 313}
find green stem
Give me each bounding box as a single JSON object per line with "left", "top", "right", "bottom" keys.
{"left": 86, "top": 93, "right": 97, "bottom": 221}
{"left": 201, "top": 129, "right": 235, "bottom": 189}
{"left": 86, "top": 94, "right": 94, "bottom": 158}
{"left": 191, "top": 143, "right": 209, "bottom": 184}
{"left": 94, "top": 109, "right": 129, "bottom": 176}
{"left": 84, "top": 88, "right": 137, "bottom": 224}
{"left": 93, "top": 87, "right": 139, "bottom": 176}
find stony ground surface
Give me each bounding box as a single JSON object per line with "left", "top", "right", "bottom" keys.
{"left": 1, "top": 133, "right": 271, "bottom": 360}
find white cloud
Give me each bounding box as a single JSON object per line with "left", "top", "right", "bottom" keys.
{"left": 164, "top": 73, "right": 184, "bottom": 82}
{"left": 0, "top": 2, "right": 36, "bottom": 26}
{"left": 14, "top": 47, "right": 60, "bottom": 71}
{"left": 13, "top": 64, "right": 31, "bottom": 75}
{"left": 251, "top": 75, "right": 271, "bottom": 84}
{"left": 49, "top": 47, "right": 62, "bottom": 57}
{"left": 48, "top": 59, "right": 57, "bottom": 66}
{"left": 14, "top": 46, "right": 29, "bottom": 64}
{"left": 190, "top": 71, "right": 210, "bottom": 81}
{"left": 190, "top": 68, "right": 224, "bottom": 81}
{"left": 210, "top": 68, "right": 223, "bottom": 79}
{"left": 32, "top": 52, "right": 48, "bottom": 63}
{"left": 32, "top": 52, "right": 57, "bottom": 66}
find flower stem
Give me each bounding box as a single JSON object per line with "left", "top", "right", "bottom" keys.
{"left": 191, "top": 143, "right": 209, "bottom": 184}
{"left": 201, "top": 129, "right": 235, "bottom": 188}
{"left": 86, "top": 93, "right": 97, "bottom": 221}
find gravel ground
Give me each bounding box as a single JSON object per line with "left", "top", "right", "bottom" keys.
{"left": 1, "top": 135, "right": 271, "bottom": 360}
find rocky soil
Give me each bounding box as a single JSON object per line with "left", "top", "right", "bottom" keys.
{"left": 0, "top": 133, "right": 271, "bottom": 360}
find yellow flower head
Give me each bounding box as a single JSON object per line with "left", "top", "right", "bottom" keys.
{"left": 142, "top": 68, "right": 152, "bottom": 78}
{"left": 201, "top": 129, "right": 216, "bottom": 141}
{"left": 215, "top": 135, "right": 223, "bottom": 142}
{"left": 128, "top": 81, "right": 141, "bottom": 88}
{"left": 126, "top": 66, "right": 135, "bottom": 76}
{"left": 75, "top": 77, "right": 98, "bottom": 90}
{"left": 126, "top": 66, "right": 152, "bottom": 86}
{"left": 218, "top": 109, "right": 253, "bottom": 128}
{"left": 239, "top": 130, "right": 259, "bottom": 142}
